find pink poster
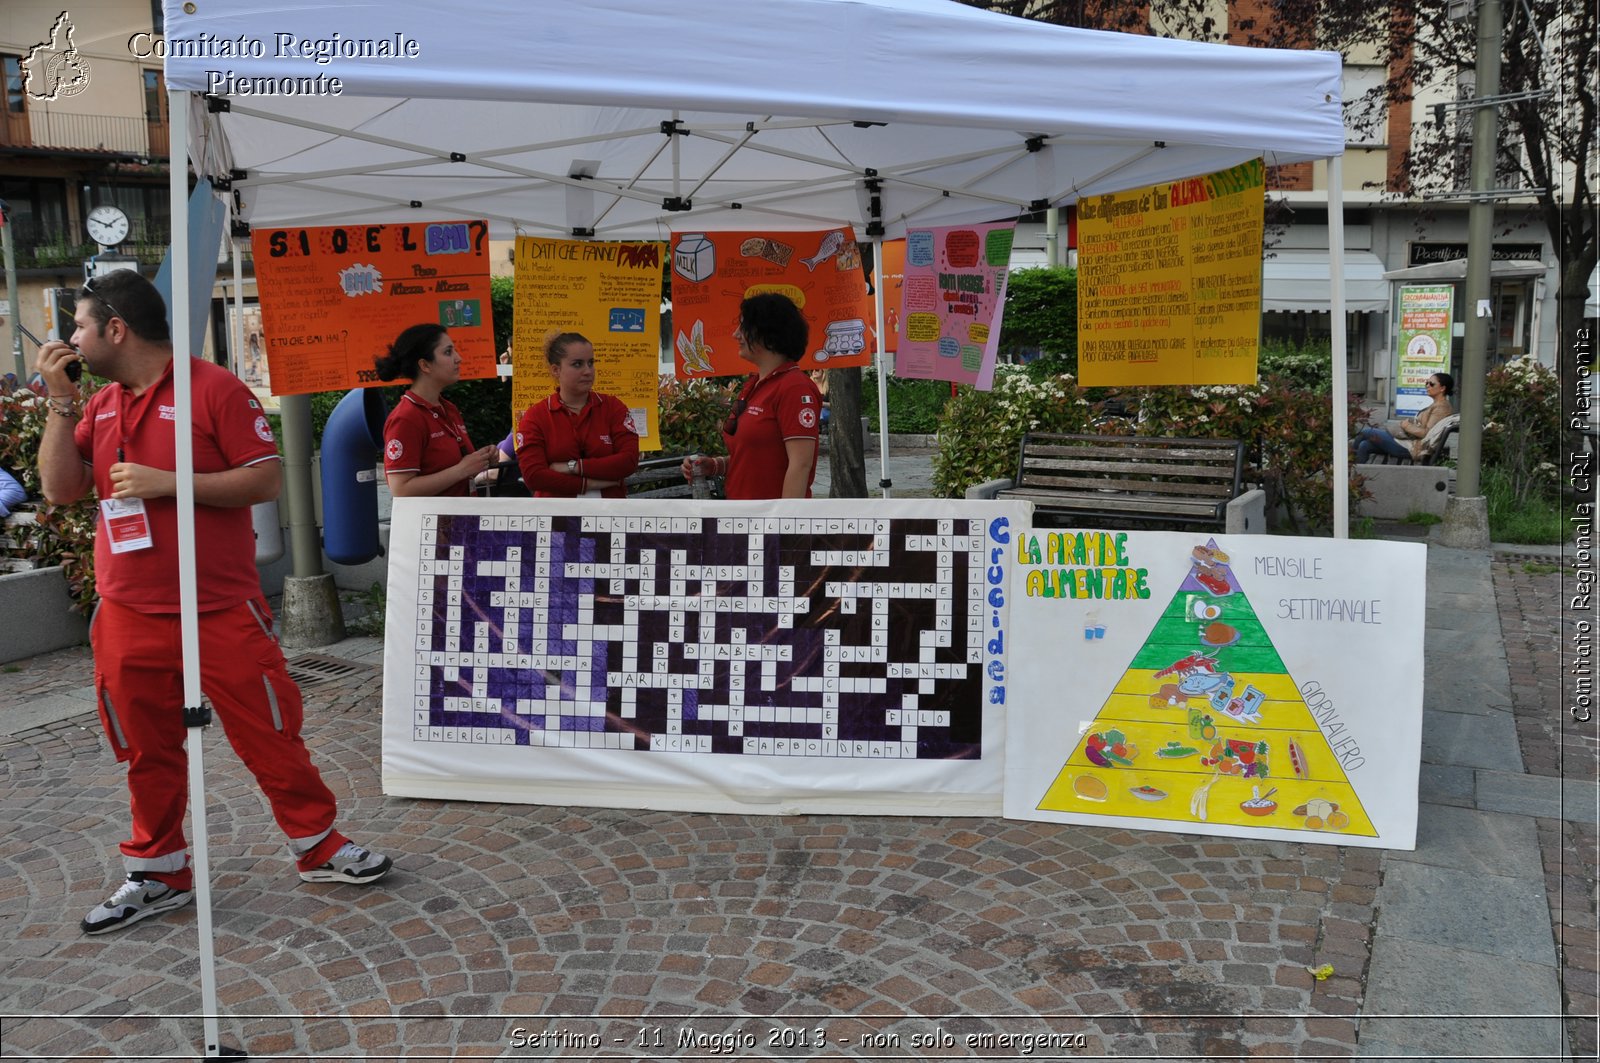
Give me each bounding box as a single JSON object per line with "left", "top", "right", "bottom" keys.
{"left": 894, "top": 221, "right": 1014, "bottom": 390}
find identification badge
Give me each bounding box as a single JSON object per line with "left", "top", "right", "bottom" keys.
{"left": 100, "top": 497, "right": 154, "bottom": 553}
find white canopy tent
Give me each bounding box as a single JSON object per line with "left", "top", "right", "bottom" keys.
{"left": 165, "top": 0, "right": 1344, "bottom": 238}
{"left": 161, "top": 0, "right": 1351, "bottom": 504}
{"left": 156, "top": 0, "right": 1349, "bottom": 1050}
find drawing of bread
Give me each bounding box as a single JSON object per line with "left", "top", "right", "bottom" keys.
{"left": 739, "top": 237, "right": 794, "bottom": 267}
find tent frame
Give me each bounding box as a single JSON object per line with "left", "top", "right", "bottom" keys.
{"left": 160, "top": 3, "right": 1352, "bottom": 1051}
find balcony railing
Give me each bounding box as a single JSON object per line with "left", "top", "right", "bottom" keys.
{"left": 1, "top": 111, "right": 168, "bottom": 158}
{"left": 10, "top": 220, "right": 173, "bottom": 270}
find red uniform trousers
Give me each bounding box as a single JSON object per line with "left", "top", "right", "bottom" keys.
{"left": 91, "top": 597, "right": 350, "bottom": 890}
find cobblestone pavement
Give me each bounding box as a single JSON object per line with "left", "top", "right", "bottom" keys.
{"left": 1494, "top": 557, "right": 1599, "bottom": 1059}
{"left": 0, "top": 548, "right": 1588, "bottom": 1060}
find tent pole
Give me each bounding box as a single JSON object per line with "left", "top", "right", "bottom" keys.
{"left": 169, "top": 89, "right": 229, "bottom": 1060}
{"left": 871, "top": 237, "right": 892, "bottom": 498}
{"left": 229, "top": 208, "right": 244, "bottom": 374}
{"left": 1328, "top": 155, "right": 1349, "bottom": 538}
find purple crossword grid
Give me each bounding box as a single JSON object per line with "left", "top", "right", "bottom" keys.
{"left": 409, "top": 512, "right": 988, "bottom": 760}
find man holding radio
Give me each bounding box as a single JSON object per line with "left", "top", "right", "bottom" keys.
{"left": 34, "top": 269, "right": 391, "bottom": 936}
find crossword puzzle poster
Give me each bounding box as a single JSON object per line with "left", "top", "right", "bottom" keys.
{"left": 1002, "top": 531, "right": 1425, "bottom": 849}
{"left": 381, "top": 498, "right": 1029, "bottom": 815}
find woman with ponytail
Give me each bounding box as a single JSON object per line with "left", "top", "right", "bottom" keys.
{"left": 376, "top": 324, "right": 499, "bottom": 497}
{"left": 515, "top": 330, "right": 640, "bottom": 497}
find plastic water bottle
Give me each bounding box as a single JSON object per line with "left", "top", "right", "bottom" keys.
{"left": 689, "top": 454, "right": 711, "bottom": 499}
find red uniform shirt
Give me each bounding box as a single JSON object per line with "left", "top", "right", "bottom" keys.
{"left": 74, "top": 358, "right": 279, "bottom": 612}
{"left": 381, "top": 391, "right": 475, "bottom": 497}
{"left": 723, "top": 362, "right": 822, "bottom": 500}
{"left": 515, "top": 391, "right": 640, "bottom": 498}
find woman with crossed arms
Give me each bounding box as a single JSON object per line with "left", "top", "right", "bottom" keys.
{"left": 516, "top": 330, "right": 640, "bottom": 497}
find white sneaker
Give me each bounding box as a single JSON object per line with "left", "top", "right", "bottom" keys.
{"left": 81, "top": 874, "right": 193, "bottom": 935}
{"left": 298, "top": 842, "right": 393, "bottom": 885}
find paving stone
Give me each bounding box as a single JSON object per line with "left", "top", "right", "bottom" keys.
{"left": 1379, "top": 856, "right": 1558, "bottom": 967}
{"left": 1390, "top": 803, "right": 1543, "bottom": 876}
{"left": 0, "top": 541, "right": 1580, "bottom": 1059}
{"left": 1421, "top": 708, "right": 1524, "bottom": 770}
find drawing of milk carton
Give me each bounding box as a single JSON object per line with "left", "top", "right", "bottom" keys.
{"left": 674, "top": 234, "right": 715, "bottom": 282}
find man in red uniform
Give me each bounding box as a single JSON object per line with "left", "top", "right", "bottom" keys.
{"left": 35, "top": 270, "right": 391, "bottom": 936}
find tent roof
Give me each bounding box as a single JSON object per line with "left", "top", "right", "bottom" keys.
{"left": 164, "top": 0, "right": 1344, "bottom": 239}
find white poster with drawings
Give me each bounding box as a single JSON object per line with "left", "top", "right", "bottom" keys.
{"left": 1003, "top": 531, "right": 1425, "bottom": 850}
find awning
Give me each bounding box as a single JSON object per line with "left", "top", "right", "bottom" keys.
{"left": 1263, "top": 250, "right": 1389, "bottom": 313}
{"left": 1382, "top": 258, "right": 1549, "bottom": 282}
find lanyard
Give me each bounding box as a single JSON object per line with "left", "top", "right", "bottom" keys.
{"left": 114, "top": 379, "right": 156, "bottom": 464}
{"left": 406, "top": 391, "right": 468, "bottom": 453}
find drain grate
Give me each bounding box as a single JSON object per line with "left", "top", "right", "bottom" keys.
{"left": 284, "top": 654, "right": 377, "bottom": 689}
{"left": 1495, "top": 549, "right": 1567, "bottom": 567}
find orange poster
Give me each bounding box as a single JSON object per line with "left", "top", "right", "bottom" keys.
{"left": 669, "top": 229, "right": 873, "bottom": 378}
{"left": 876, "top": 238, "right": 904, "bottom": 355}
{"left": 251, "top": 220, "right": 496, "bottom": 396}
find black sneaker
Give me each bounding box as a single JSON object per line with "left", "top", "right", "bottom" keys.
{"left": 298, "top": 842, "right": 393, "bottom": 885}
{"left": 81, "top": 873, "right": 193, "bottom": 935}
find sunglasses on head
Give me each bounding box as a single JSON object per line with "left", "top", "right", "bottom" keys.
{"left": 81, "top": 276, "right": 129, "bottom": 327}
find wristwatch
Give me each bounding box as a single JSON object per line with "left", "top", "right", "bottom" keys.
{"left": 566, "top": 459, "right": 577, "bottom": 474}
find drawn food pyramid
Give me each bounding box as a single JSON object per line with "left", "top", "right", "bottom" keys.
{"left": 1038, "top": 540, "right": 1375, "bottom": 836}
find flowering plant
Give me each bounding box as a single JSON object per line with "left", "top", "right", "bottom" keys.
{"left": 0, "top": 379, "right": 101, "bottom": 613}
{"left": 1483, "top": 357, "right": 1562, "bottom": 505}
{"left": 930, "top": 368, "right": 1092, "bottom": 496}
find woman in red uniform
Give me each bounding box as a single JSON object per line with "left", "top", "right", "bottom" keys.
{"left": 376, "top": 324, "right": 499, "bottom": 497}
{"left": 682, "top": 293, "right": 822, "bottom": 499}
{"left": 516, "top": 330, "right": 640, "bottom": 497}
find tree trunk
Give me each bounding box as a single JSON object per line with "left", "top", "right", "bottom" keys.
{"left": 825, "top": 367, "right": 868, "bottom": 497}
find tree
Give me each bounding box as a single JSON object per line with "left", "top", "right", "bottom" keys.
{"left": 966, "top": 0, "right": 1596, "bottom": 450}
{"left": 998, "top": 266, "right": 1079, "bottom": 368}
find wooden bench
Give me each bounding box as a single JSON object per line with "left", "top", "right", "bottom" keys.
{"left": 624, "top": 453, "right": 711, "bottom": 498}
{"left": 487, "top": 453, "right": 717, "bottom": 499}
{"left": 966, "top": 433, "right": 1266, "bottom": 533}
{"left": 1365, "top": 414, "right": 1459, "bottom": 467}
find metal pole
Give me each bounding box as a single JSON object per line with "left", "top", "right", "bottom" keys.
{"left": 871, "top": 237, "right": 892, "bottom": 498}
{"left": 1440, "top": 0, "right": 1500, "bottom": 548}
{"left": 279, "top": 393, "right": 322, "bottom": 579}
{"left": 1329, "top": 156, "right": 1349, "bottom": 538}
{"left": 2, "top": 210, "right": 22, "bottom": 380}
{"left": 1457, "top": 0, "right": 1501, "bottom": 500}
{"left": 167, "top": 87, "right": 228, "bottom": 1061}
{"left": 229, "top": 219, "right": 244, "bottom": 374}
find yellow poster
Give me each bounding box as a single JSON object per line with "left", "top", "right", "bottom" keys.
{"left": 511, "top": 237, "right": 667, "bottom": 450}
{"left": 1077, "top": 160, "right": 1265, "bottom": 387}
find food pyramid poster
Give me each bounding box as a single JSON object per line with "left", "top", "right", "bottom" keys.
{"left": 1003, "top": 531, "right": 1425, "bottom": 850}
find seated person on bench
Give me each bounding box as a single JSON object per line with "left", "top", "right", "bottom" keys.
{"left": 1355, "top": 372, "right": 1454, "bottom": 464}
